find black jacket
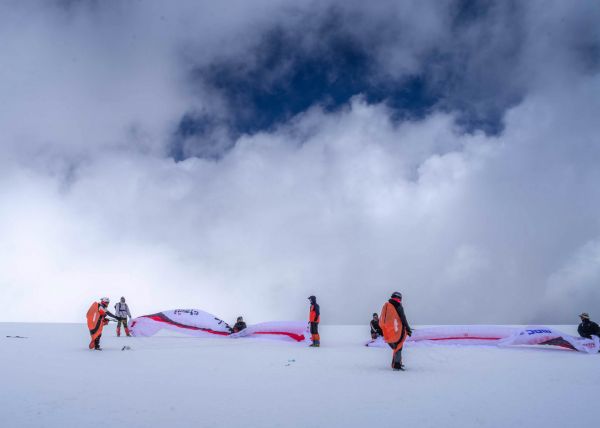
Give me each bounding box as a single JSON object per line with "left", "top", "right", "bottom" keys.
{"left": 232, "top": 321, "right": 247, "bottom": 333}
{"left": 578, "top": 319, "right": 600, "bottom": 339}
{"left": 309, "top": 302, "right": 320, "bottom": 323}
{"left": 370, "top": 319, "right": 383, "bottom": 336}
{"left": 99, "top": 304, "right": 121, "bottom": 321}
{"left": 388, "top": 298, "right": 412, "bottom": 336}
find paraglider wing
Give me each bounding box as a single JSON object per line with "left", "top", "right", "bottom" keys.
{"left": 365, "top": 325, "right": 600, "bottom": 353}
{"left": 130, "top": 309, "right": 231, "bottom": 337}
{"left": 409, "top": 325, "right": 517, "bottom": 345}
{"left": 497, "top": 327, "right": 600, "bottom": 354}
{"left": 130, "top": 309, "right": 309, "bottom": 342}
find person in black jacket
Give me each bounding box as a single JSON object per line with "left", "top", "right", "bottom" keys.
{"left": 370, "top": 313, "right": 383, "bottom": 339}
{"left": 577, "top": 313, "right": 600, "bottom": 339}
{"left": 232, "top": 316, "right": 247, "bottom": 333}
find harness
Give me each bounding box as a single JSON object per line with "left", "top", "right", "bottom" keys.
{"left": 115, "top": 302, "right": 128, "bottom": 315}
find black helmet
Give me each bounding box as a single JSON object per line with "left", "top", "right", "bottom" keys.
{"left": 391, "top": 291, "right": 402, "bottom": 300}
{"left": 308, "top": 295, "right": 316, "bottom": 302}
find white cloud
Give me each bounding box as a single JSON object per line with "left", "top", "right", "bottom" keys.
{"left": 0, "top": 1, "right": 599, "bottom": 324}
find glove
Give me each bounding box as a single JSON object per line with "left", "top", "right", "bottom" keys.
{"left": 407, "top": 329, "right": 413, "bottom": 336}
{"left": 103, "top": 319, "right": 109, "bottom": 326}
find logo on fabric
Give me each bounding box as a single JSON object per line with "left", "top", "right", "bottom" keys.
{"left": 174, "top": 309, "right": 199, "bottom": 316}
{"left": 526, "top": 329, "right": 552, "bottom": 335}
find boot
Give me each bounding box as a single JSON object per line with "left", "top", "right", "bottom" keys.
{"left": 125, "top": 327, "right": 131, "bottom": 337}
{"left": 310, "top": 334, "right": 319, "bottom": 347}
{"left": 392, "top": 347, "right": 404, "bottom": 370}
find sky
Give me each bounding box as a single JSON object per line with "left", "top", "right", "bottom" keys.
{"left": 1, "top": 0, "right": 599, "bottom": 324}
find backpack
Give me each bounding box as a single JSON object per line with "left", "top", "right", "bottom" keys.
{"left": 379, "top": 301, "right": 403, "bottom": 343}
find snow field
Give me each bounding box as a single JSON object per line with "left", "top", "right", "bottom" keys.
{"left": 0, "top": 323, "right": 598, "bottom": 428}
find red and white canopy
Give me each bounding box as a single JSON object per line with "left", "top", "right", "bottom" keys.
{"left": 130, "top": 309, "right": 309, "bottom": 343}
{"left": 367, "top": 325, "right": 600, "bottom": 353}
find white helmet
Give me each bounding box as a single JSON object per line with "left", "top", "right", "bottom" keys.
{"left": 100, "top": 297, "right": 110, "bottom": 305}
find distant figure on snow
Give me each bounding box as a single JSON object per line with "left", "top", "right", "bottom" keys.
{"left": 379, "top": 292, "right": 412, "bottom": 371}
{"left": 577, "top": 313, "right": 600, "bottom": 339}
{"left": 114, "top": 297, "right": 132, "bottom": 337}
{"left": 86, "top": 297, "right": 121, "bottom": 350}
{"left": 370, "top": 313, "right": 383, "bottom": 340}
{"left": 308, "top": 295, "right": 320, "bottom": 347}
{"left": 232, "top": 316, "right": 247, "bottom": 333}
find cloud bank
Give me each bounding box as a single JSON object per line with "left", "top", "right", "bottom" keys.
{"left": 1, "top": 0, "right": 599, "bottom": 324}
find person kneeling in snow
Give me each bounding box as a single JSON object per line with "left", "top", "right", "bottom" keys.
{"left": 578, "top": 313, "right": 600, "bottom": 339}
{"left": 114, "top": 297, "right": 132, "bottom": 337}
{"left": 232, "top": 316, "right": 247, "bottom": 333}
{"left": 86, "top": 297, "right": 122, "bottom": 350}
{"left": 379, "top": 292, "right": 412, "bottom": 371}
{"left": 370, "top": 313, "right": 383, "bottom": 340}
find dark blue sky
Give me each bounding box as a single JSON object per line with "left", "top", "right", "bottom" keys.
{"left": 171, "top": 1, "right": 525, "bottom": 161}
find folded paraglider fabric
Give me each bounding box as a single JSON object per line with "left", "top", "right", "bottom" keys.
{"left": 366, "top": 325, "right": 600, "bottom": 353}
{"left": 130, "top": 309, "right": 309, "bottom": 343}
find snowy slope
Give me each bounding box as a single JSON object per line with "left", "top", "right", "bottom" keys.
{"left": 1, "top": 323, "right": 598, "bottom": 428}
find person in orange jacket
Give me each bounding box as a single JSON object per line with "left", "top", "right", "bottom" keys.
{"left": 86, "top": 297, "right": 121, "bottom": 350}
{"left": 308, "top": 295, "right": 320, "bottom": 347}
{"left": 379, "top": 292, "right": 412, "bottom": 370}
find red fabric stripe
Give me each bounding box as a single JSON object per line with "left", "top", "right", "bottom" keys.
{"left": 143, "top": 315, "right": 230, "bottom": 336}
{"left": 251, "top": 331, "right": 306, "bottom": 342}
{"left": 424, "top": 336, "right": 502, "bottom": 341}
{"left": 140, "top": 315, "right": 305, "bottom": 341}
{"left": 549, "top": 342, "right": 575, "bottom": 350}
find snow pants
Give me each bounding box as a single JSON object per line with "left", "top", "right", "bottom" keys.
{"left": 89, "top": 321, "right": 106, "bottom": 349}
{"left": 387, "top": 329, "right": 407, "bottom": 369}
{"left": 117, "top": 318, "right": 130, "bottom": 337}
{"left": 310, "top": 322, "right": 320, "bottom": 345}
{"left": 91, "top": 334, "right": 102, "bottom": 349}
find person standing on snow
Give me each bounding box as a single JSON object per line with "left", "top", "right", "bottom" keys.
{"left": 308, "top": 295, "right": 320, "bottom": 347}
{"left": 86, "top": 297, "right": 121, "bottom": 350}
{"left": 114, "top": 297, "right": 132, "bottom": 337}
{"left": 232, "top": 316, "right": 247, "bottom": 333}
{"left": 379, "top": 292, "right": 412, "bottom": 371}
{"left": 370, "top": 313, "right": 383, "bottom": 340}
{"left": 577, "top": 313, "right": 600, "bottom": 339}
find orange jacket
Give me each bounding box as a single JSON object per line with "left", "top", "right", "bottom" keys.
{"left": 86, "top": 302, "right": 106, "bottom": 335}
{"left": 309, "top": 303, "right": 320, "bottom": 323}
{"left": 379, "top": 301, "right": 404, "bottom": 343}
